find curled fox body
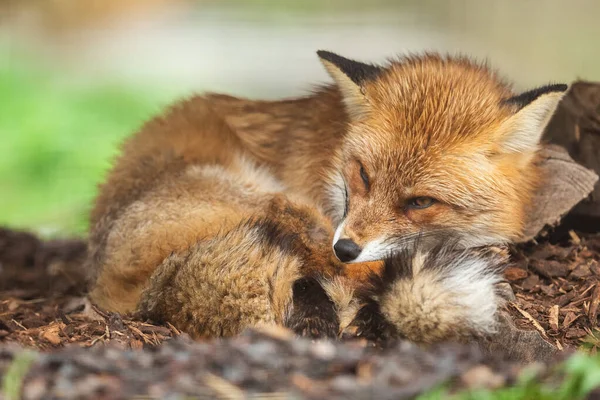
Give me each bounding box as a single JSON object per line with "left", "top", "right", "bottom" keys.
{"left": 86, "top": 97, "right": 508, "bottom": 342}
{"left": 87, "top": 51, "right": 564, "bottom": 353}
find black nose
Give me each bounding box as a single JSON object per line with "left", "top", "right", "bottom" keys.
{"left": 333, "top": 239, "right": 362, "bottom": 262}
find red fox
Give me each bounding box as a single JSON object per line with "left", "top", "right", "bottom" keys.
{"left": 206, "top": 51, "right": 567, "bottom": 263}
{"left": 85, "top": 98, "right": 514, "bottom": 345}
{"left": 85, "top": 97, "right": 506, "bottom": 341}
{"left": 85, "top": 52, "right": 561, "bottom": 358}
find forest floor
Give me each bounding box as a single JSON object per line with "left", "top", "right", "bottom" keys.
{"left": 1, "top": 227, "right": 600, "bottom": 399}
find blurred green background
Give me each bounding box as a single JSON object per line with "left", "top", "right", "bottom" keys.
{"left": 1, "top": 0, "right": 599, "bottom": 237}
{"left": 0, "top": 59, "right": 170, "bottom": 235}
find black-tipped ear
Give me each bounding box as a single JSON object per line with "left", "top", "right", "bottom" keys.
{"left": 497, "top": 84, "right": 567, "bottom": 155}
{"left": 504, "top": 83, "right": 568, "bottom": 110}
{"left": 317, "top": 50, "right": 382, "bottom": 85}
{"left": 317, "top": 50, "right": 383, "bottom": 120}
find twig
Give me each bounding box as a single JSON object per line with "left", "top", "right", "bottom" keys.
{"left": 510, "top": 302, "right": 549, "bottom": 340}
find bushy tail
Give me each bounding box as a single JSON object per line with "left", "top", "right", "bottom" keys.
{"left": 341, "top": 245, "right": 509, "bottom": 344}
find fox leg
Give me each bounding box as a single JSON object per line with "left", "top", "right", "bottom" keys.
{"left": 285, "top": 277, "right": 340, "bottom": 338}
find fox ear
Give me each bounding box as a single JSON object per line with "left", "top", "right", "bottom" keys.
{"left": 317, "top": 50, "right": 382, "bottom": 120}
{"left": 498, "top": 84, "right": 568, "bottom": 154}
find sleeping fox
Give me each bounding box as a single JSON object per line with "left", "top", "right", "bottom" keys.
{"left": 86, "top": 98, "right": 509, "bottom": 344}
{"left": 86, "top": 51, "right": 563, "bottom": 358}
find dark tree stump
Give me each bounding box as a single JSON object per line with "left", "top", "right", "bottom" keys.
{"left": 542, "top": 81, "right": 600, "bottom": 232}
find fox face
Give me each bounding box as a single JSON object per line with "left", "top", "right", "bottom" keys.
{"left": 319, "top": 51, "right": 567, "bottom": 263}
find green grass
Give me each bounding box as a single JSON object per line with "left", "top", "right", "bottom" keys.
{"left": 1, "top": 350, "right": 37, "bottom": 400}
{"left": 417, "top": 352, "right": 600, "bottom": 400}
{"left": 0, "top": 58, "right": 175, "bottom": 236}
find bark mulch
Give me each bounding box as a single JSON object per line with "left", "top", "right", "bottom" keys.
{"left": 508, "top": 232, "right": 600, "bottom": 352}
{"left": 0, "top": 226, "right": 594, "bottom": 399}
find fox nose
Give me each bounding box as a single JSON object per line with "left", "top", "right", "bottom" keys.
{"left": 333, "top": 239, "right": 362, "bottom": 262}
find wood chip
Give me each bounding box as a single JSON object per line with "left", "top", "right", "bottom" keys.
{"left": 40, "top": 322, "right": 65, "bottom": 346}
{"left": 556, "top": 291, "right": 577, "bottom": 307}
{"left": 590, "top": 261, "right": 600, "bottom": 276}
{"left": 530, "top": 260, "right": 569, "bottom": 279}
{"left": 566, "top": 328, "right": 588, "bottom": 339}
{"left": 166, "top": 322, "right": 181, "bottom": 336}
{"left": 138, "top": 324, "right": 171, "bottom": 336}
{"left": 540, "top": 285, "right": 557, "bottom": 297}
{"left": 504, "top": 267, "right": 528, "bottom": 281}
{"left": 588, "top": 285, "right": 600, "bottom": 327}
{"left": 7, "top": 299, "right": 20, "bottom": 311}
{"left": 556, "top": 340, "right": 564, "bottom": 351}
{"left": 521, "top": 274, "right": 540, "bottom": 291}
{"left": 549, "top": 305, "right": 560, "bottom": 331}
{"left": 11, "top": 319, "right": 27, "bottom": 331}
{"left": 580, "top": 283, "right": 597, "bottom": 298}
{"left": 518, "top": 144, "right": 598, "bottom": 242}
{"left": 570, "top": 263, "right": 592, "bottom": 279}
{"left": 563, "top": 311, "right": 580, "bottom": 329}
{"left": 569, "top": 230, "right": 582, "bottom": 245}
{"left": 510, "top": 302, "right": 548, "bottom": 339}
{"left": 127, "top": 324, "right": 152, "bottom": 344}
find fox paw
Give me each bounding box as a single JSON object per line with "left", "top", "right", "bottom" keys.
{"left": 341, "top": 300, "right": 397, "bottom": 343}
{"left": 286, "top": 277, "right": 339, "bottom": 339}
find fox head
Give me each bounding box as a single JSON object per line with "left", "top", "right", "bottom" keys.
{"left": 318, "top": 50, "right": 567, "bottom": 263}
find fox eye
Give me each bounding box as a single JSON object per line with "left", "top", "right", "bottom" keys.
{"left": 408, "top": 197, "right": 436, "bottom": 209}
{"left": 359, "top": 165, "right": 370, "bottom": 190}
